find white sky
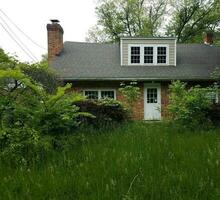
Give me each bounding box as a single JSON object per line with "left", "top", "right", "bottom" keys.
{"left": 0, "top": 0, "right": 97, "bottom": 62}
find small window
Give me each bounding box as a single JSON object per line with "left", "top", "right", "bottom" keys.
{"left": 147, "top": 88, "right": 157, "bottom": 103}
{"left": 84, "top": 90, "right": 115, "bottom": 100}
{"left": 85, "top": 91, "right": 98, "bottom": 100}
{"left": 101, "top": 91, "right": 115, "bottom": 99}
{"left": 130, "top": 46, "right": 140, "bottom": 64}
{"left": 144, "top": 47, "right": 153, "bottom": 64}
{"left": 157, "top": 47, "right": 167, "bottom": 64}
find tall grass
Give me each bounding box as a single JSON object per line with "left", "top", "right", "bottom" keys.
{"left": 1, "top": 122, "right": 220, "bottom": 200}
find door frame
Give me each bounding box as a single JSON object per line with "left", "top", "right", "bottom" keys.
{"left": 144, "top": 83, "right": 161, "bottom": 120}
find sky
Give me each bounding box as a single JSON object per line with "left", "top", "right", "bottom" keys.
{"left": 0, "top": 0, "right": 97, "bottom": 62}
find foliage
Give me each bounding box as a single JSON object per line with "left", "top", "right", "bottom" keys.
{"left": 0, "top": 48, "right": 18, "bottom": 68}
{"left": 0, "top": 69, "right": 44, "bottom": 131}
{"left": 0, "top": 48, "right": 58, "bottom": 94}
{"left": 166, "top": 0, "right": 220, "bottom": 43}
{"left": 21, "top": 63, "right": 58, "bottom": 94}
{"left": 75, "top": 98, "right": 128, "bottom": 127}
{"left": 119, "top": 81, "right": 141, "bottom": 114}
{"left": 0, "top": 127, "right": 52, "bottom": 166}
{"left": 207, "top": 103, "right": 220, "bottom": 125}
{"left": 1, "top": 122, "right": 220, "bottom": 199}
{"left": 0, "top": 58, "right": 92, "bottom": 164}
{"left": 87, "top": 0, "right": 220, "bottom": 43}
{"left": 35, "top": 84, "right": 94, "bottom": 136}
{"left": 168, "top": 81, "right": 213, "bottom": 129}
{"left": 86, "top": 0, "right": 168, "bottom": 42}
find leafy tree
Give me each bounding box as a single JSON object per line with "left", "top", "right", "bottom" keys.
{"left": 87, "top": 0, "right": 220, "bottom": 43}
{"left": 166, "top": 0, "right": 220, "bottom": 43}
{"left": 87, "top": 0, "right": 168, "bottom": 42}
{"left": 0, "top": 48, "right": 58, "bottom": 93}
{"left": 0, "top": 51, "right": 94, "bottom": 164}
{"left": 0, "top": 67, "right": 92, "bottom": 133}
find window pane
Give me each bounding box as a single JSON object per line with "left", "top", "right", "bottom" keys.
{"left": 131, "top": 46, "right": 140, "bottom": 54}
{"left": 147, "top": 88, "right": 157, "bottom": 103}
{"left": 157, "top": 47, "right": 167, "bottom": 64}
{"left": 85, "top": 91, "right": 98, "bottom": 100}
{"left": 131, "top": 46, "right": 140, "bottom": 64}
{"left": 158, "top": 47, "right": 166, "bottom": 54}
{"left": 144, "top": 47, "right": 153, "bottom": 64}
{"left": 131, "top": 56, "right": 140, "bottom": 63}
{"left": 144, "top": 56, "right": 153, "bottom": 63}
{"left": 145, "top": 47, "right": 153, "bottom": 54}
{"left": 157, "top": 56, "right": 166, "bottom": 63}
{"left": 101, "top": 91, "right": 115, "bottom": 99}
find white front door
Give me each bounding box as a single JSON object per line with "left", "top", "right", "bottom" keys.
{"left": 144, "top": 83, "right": 161, "bottom": 120}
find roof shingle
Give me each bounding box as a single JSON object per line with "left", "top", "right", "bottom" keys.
{"left": 50, "top": 41, "right": 220, "bottom": 80}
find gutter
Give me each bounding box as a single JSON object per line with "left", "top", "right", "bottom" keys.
{"left": 58, "top": 77, "right": 216, "bottom": 81}
{"left": 120, "top": 37, "right": 177, "bottom": 40}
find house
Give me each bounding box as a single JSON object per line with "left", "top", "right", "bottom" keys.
{"left": 47, "top": 20, "right": 220, "bottom": 120}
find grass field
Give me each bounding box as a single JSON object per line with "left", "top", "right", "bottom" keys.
{"left": 1, "top": 122, "right": 220, "bottom": 200}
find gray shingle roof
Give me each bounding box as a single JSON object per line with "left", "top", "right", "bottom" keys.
{"left": 50, "top": 41, "right": 220, "bottom": 81}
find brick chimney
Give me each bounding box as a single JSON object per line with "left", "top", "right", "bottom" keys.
{"left": 47, "top": 20, "right": 64, "bottom": 63}
{"left": 203, "top": 32, "right": 214, "bottom": 45}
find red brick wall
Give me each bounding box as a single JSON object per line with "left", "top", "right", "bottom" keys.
{"left": 47, "top": 23, "right": 64, "bottom": 63}
{"left": 161, "top": 82, "right": 170, "bottom": 119}
{"left": 65, "top": 80, "right": 216, "bottom": 120}
{"left": 68, "top": 81, "right": 171, "bottom": 120}
{"left": 116, "top": 83, "right": 144, "bottom": 120}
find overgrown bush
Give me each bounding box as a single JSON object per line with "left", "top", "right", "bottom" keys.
{"left": 0, "top": 127, "right": 52, "bottom": 166}
{"left": 75, "top": 98, "right": 128, "bottom": 127}
{"left": 207, "top": 103, "right": 220, "bottom": 125}
{"left": 0, "top": 55, "right": 93, "bottom": 164}
{"left": 119, "top": 81, "right": 140, "bottom": 117}
{"left": 35, "top": 85, "right": 94, "bottom": 136}
{"left": 168, "top": 81, "right": 213, "bottom": 129}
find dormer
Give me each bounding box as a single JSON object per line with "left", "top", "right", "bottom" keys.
{"left": 120, "top": 37, "right": 177, "bottom": 66}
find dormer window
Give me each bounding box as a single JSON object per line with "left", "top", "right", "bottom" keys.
{"left": 131, "top": 46, "right": 140, "bottom": 64}
{"left": 128, "top": 44, "right": 169, "bottom": 65}
{"left": 144, "top": 47, "right": 153, "bottom": 64}
{"left": 157, "top": 47, "right": 167, "bottom": 64}
{"left": 121, "top": 37, "right": 176, "bottom": 66}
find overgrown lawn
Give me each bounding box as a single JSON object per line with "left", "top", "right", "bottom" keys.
{"left": 1, "top": 122, "right": 220, "bottom": 200}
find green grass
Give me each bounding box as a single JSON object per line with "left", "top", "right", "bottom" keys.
{"left": 1, "top": 122, "right": 220, "bottom": 199}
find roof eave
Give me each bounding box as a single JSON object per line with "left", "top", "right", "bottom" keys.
{"left": 120, "top": 37, "right": 177, "bottom": 40}
{"left": 58, "top": 77, "right": 216, "bottom": 81}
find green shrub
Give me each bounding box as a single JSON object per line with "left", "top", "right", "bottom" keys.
{"left": 75, "top": 98, "right": 128, "bottom": 127}
{"left": 119, "top": 81, "right": 141, "bottom": 116}
{"left": 0, "top": 127, "right": 52, "bottom": 166}
{"left": 0, "top": 66, "right": 93, "bottom": 164}
{"left": 206, "top": 103, "right": 220, "bottom": 125}
{"left": 168, "top": 81, "right": 213, "bottom": 129}
{"left": 35, "top": 84, "right": 94, "bottom": 135}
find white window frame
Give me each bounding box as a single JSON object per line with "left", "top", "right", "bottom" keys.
{"left": 129, "top": 45, "right": 141, "bottom": 64}
{"left": 128, "top": 44, "right": 169, "bottom": 66}
{"left": 144, "top": 46, "right": 154, "bottom": 65}
{"left": 157, "top": 46, "right": 168, "bottom": 64}
{"left": 83, "top": 89, "right": 116, "bottom": 100}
